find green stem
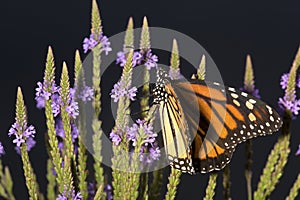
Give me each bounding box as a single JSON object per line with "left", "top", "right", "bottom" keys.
{"left": 204, "top": 173, "right": 218, "bottom": 200}
{"left": 245, "top": 140, "right": 253, "bottom": 200}
{"left": 223, "top": 166, "right": 231, "bottom": 200}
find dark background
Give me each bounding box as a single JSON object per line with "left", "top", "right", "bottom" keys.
{"left": 1, "top": 0, "right": 300, "bottom": 199}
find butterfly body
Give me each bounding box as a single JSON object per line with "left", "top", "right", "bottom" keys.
{"left": 153, "top": 69, "right": 282, "bottom": 174}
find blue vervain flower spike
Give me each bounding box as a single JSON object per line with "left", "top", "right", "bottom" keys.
{"left": 90, "top": 0, "right": 106, "bottom": 197}
{"left": 59, "top": 62, "right": 75, "bottom": 196}
{"left": 13, "top": 87, "right": 40, "bottom": 200}
{"left": 255, "top": 46, "right": 300, "bottom": 200}
{"left": 169, "top": 39, "right": 182, "bottom": 80}
{"left": 242, "top": 54, "right": 258, "bottom": 200}
{"left": 74, "top": 50, "right": 88, "bottom": 199}
{"left": 43, "top": 46, "right": 64, "bottom": 193}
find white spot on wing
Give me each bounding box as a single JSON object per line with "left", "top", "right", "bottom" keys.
{"left": 241, "top": 92, "right": 248, "bottom": 97}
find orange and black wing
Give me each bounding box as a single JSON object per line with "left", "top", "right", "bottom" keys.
{"left": 172, "top": 80, "right": 282, "bottom": 173}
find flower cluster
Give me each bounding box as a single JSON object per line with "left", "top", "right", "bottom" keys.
{"left": 104, "top": 184, "right": 113, "bottom": 200}
{"left": 35, "top": 81, "right": 94, "bottom": 155}
{"left": 55, "top": 117, "right": 79, "bottom": 153}
{"left": 168, "top": 67, "right": 183, "bottom": 80}
{"left": 110, "top": 119, "right": 160, "bottom": 164}
{"left": 116, "top": 49, "right": 158, "bottom": 70}
{"left": 110, "top": 80, "right": 137, "bottom": 102}
{"left": 56, "top": 189, "right": 82, "bottom": 200}
{"left": 296, "top": 145, "right": 300, "bottom": 156}
{"left": 8, "top": 122, "right": 36, "bottom": 153}
{"left": 36, "top": 82, "right": 94, "bottom": 118}
{"left": 278, "top": 73, "right": 300, "bottom": 117}
{"left": 83, "top": 33, "right": 112, "bottom": 55}
{"left": 0, "top": 142, "right": 5, "bottom": 156}
{"left": 280, "top": 73, "right": 300, "bottom": 89}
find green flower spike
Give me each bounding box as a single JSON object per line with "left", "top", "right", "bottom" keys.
{"left": 16, "top": 87, "right": 40, "bottom": 200}
{"left": 43, "top": 46, "right": 64, "bottom": 193}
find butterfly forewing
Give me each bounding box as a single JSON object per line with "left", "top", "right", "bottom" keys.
{"left": 153, "top": 69, "right": 282, "bottom": 173}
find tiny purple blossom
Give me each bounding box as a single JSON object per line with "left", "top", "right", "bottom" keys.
{"left": 110, "top": 129, "right": 122, "bottom": 145}
{"left": 8, "top": 123, "right": 18, "bottom": 137}
{"left": 83, "top": 33, "right": 111, "bottom": 55}
{"left": 128, "top": 87, "right": 137, "bottom": 101}
{"left": 280, "top": 73, "right": 289, "bottom": 90}
{"left": 35, "top": 81, "right": 59, "bottom": 109}
{"left": 51, "top": 93, "right": 61, "bottom": 117}
{"left": 144, "top": 50, "right": 158, "bottom": 70}
{"left": 296, "top": 144, "right": 300, "bottom": 156}
{"left": 0, "top": 142, "right": 5, "bottom": 156}
{"left": 87, "top": 182, "right": 95, "bottom": 199}
{"left": 280, "top": 73, "right": 300, "bottom": 89}
{"left": 169, "top": 68, "right": 183, "bottom": 80}
{"left": 66, "top": 101, "right": 79, "bottom": 118}
{"left": 278, "top": 95, "right": 300, "bottom": 116}
{"left": 133, "top": 52, "right": 143, "bottom": 66}
{"left": 23, "top": 125, "right": 36, "bottom": 138}
{"left": 116, "top": 51, "right": 126, "bottom": 67}
{"left": 15, "top": 137, "right": 36, "bottom": 155}
{"left": 116, "top": 51, "right": 143, "bottom": 67}
{"left": 78, "top": 86, "right": 94, "bottom": 102}
{"left": 139, "top": 146, "right": 161, "bottom": 164}
{"left": 13, "top": 134, "right": 25, "bottom": 147}
{"left": 110, "top": 81, "right": 127, "bottom": 102}
{"left": 104, "top": 184, "right": 113, "bottom": 200}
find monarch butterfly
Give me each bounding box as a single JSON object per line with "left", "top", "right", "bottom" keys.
{"left": 153, "top": 68, "right": 282, "bottom": 174}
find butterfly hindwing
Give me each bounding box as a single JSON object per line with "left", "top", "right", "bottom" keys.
{"left": 171, "top": 80, "right": 282, "bottom": 173}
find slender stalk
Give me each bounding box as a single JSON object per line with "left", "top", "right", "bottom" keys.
{"left": 286, "top": 173, "right": 300, "bottom": 200}
{"left": 165, "top": 168, "right": 182, "bottom": 200}
{"left": 223, "top": 166, "right": 231, "bottom": 200}
{"left": 204, "top": 173, "right": 218, "bottom": 200}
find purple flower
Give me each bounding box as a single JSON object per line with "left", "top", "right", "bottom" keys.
{"left": 139, "top": 146, "right": 161, "bottom": 164}
{"left": 13, "top": 134, "right": 25, "bottom": 147}
{"left": 57, "top": 190, "right": 82, "bottom": 200}
{"left": 66, "top": 101, "right": 79, "bottom": 118}
{"left": 116, "top": 51, "right": 126, "bottom": 66}
{"left": 78, "top": 86, "right": 94, "bottom": 102}
{"left": 110, "top": 81, "right": 137, "bottom": 102}
{"left": 0, "top": 142, "right": 5, "bottom": 156}
{"left": 9, "top": 122, "right": 36, "bottom": 148}
{"left": 296, "top": 144, "right": 300, "bottom": 156}
{"left": 133, "top": 52, "right": 143, "bottom": 66}
{"left": 116, "top": 49, "right": 157, "bottom": 69}
{"left": 23, "top": 125, "right": 36, "bottom": 138}
{"left": 104, "top": 184, "right": 113, "bottom": 200}
{"left": 51, "top": 93, "right": 61, "bottom": 117}
{"left": 55, "top": 118, "right": 79, "bottom": 143}
{"left": 278, "top": 94, "right": 300, "bottom": 116}
{"left": 110, "top": 129, "right": 122, "bottom": 145}
{"left": 128, "top": 87, "right": 137, "bottom": 101}
{"left": 116, "top": 51, "right": 143, "bottom": 67}
{"left": 110, "top": 81, "right": 127, "bottom": 102}
{"left": 144, "top": 50, "right": 158, "bottom": 70}
{"left": 280, "top": 73, "right": 289, "bottom": 89}
{"left": 35, "top": 81, "right": 59, "bottom": 109}
{"left": 87, "top": 182, "right": 95, "bottom": 200}
{"left": 126, "top": 119, "right": 157, "bottom": 147}
{"left": 15, "top": 137, "right": 36, "bottom": 155}
{"left": 8, "top": 123, "right": 18, "bottom": 137}
{"left": 83, "top": 33, "right": 112, "bottom": 55}
{"left": 169, "top": 68, "right": 183, "bottom": 80}
{"left": 280, "top": 73, "right": 300, "bottom": 89}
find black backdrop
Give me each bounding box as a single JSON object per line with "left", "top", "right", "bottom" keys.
{"left": 0, "top": 0, "right": 300, "bottom": 199}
